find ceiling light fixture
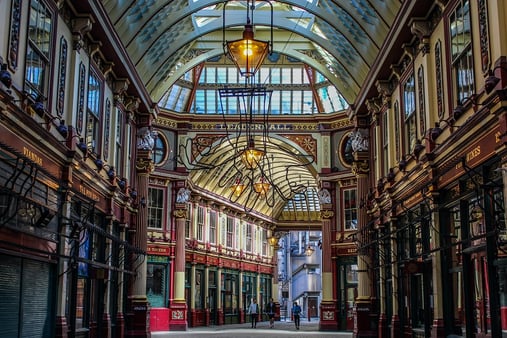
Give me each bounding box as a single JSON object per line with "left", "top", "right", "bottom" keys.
{"left": 223, "top": 0, "right": 273, "bottom": 78}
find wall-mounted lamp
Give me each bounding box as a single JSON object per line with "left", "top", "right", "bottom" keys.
{"left": 140, "top": 196, "right": 147, "bottom": 208}
{"left": 484, "top": 64, "right": 507, "bottom": 94}
{"left": 376, "top": 178, "right": 385, "bottom": 193}
{"left": 106, "top": 166, "right": 116, "bottom": 182}
{"left": 56, "top": 120, "right": 68, "bottom": 139}
{"left": 94, "top": 158, "right": 104, "bottom": 171}
{"left": 398, "top": 155, "right": 408, "bottom": 172}
{"left": 386, "top": 168, "right": 396, "bottom": 184}
{"left": 118, "top": 177, "right": 127, "bottom": 191}
{"left": 0, "top": 63, "right": 12, "bottom": 88}
{"left": 305, "top": 244, "right": 315, "bottom": 256}
{"left": 412, "top": 139, "right": 425, "bottom": 160}
{"left": 429, "top": 122, "right": 443, "bottom": 142}
{"left": 77, "top": 138, "right": 88, "bottom": 155}
{"left": 31, "top": 95, "right": 46, "bottom": 117}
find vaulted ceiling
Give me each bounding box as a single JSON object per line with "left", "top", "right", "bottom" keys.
{"left": 102, "top": 0, "right": 402, "bottom": 104}
{"left": 95, "top": 0, "right": 414, "bottom": 219}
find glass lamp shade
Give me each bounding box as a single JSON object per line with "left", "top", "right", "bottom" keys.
{"left": 241, "top": 147, "right": 265, "bottom": 169}
{"left": 231, "top": 181, "right": 246, "bottom": 197}
{"left": 253, "top": 178, "right": 270, "bottom": 196}
{"left": 226, "top": 24, "right": 269, "bottom": 77}
{"left": 268, "top": 235, "right": 279, "bottom": 248}
{"left": 305, "top": 245, "right": 315, "bottom": 256}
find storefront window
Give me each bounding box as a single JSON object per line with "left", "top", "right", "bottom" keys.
{"left": 147, "top": 259, "right": 168, "bottom": 307}
{"left": 76, "top": 279, "right": 87, "bottom": 329}
{"left": 195, "top": 269, "right": 204, "bottom": 309}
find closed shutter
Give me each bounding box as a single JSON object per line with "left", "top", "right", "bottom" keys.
{"left": 21, "top": 260, "right": 54, "bottom": 338}
{"left": 0, "top": 255, "right": 22, "bottom": 338}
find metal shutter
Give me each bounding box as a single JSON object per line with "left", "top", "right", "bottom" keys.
{"left": 20, "top": 259, "right": 54, "bottom": 338}
{"left": 0, "top": 255, "right": 22, "bottom": 338}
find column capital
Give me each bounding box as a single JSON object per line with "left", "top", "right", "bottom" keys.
{"left": 352, "top": 159, "right": 370, "bottom": 176}
{"left": 173, "top": 208, "right": 187, "bottom": 219}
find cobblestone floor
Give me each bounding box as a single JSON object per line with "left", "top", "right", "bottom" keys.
{"left": 152, "top": 319, "right": 353, "bottom": 338}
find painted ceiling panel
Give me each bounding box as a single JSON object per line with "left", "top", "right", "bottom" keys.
{"left": 105, "top": 0, "right": 400, "bottom": 105}
{"left": 101, "top": 0, "right": 403, "bottom": 217}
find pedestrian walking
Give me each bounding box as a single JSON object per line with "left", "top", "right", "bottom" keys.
{"left": 266, "top": 298, "right": 276, "bottom": 328}
{"left": 248, "top": 298, "right": 259, "bottom": 328}
{"left": 292, "top": 301, "right": 301, "bottom": 330}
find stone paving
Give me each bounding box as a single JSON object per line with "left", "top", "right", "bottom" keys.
{"left": 152, "top": 319, "right": 353, "bottom": 338}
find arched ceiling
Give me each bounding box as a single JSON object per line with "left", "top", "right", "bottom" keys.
{"left": 102, "top": 0, "right": 402, "bottom": 104}
{"left": 180, "top": 134, "right": 319, "bottom": 218}
{"left": 98, "top": 0, "right": 405, "bottom": 219}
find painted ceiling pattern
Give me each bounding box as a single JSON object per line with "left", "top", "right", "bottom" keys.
{"left": 101, "top": 0, "right": 403, "bottom": 217}
{"left": 103, "top": 0, "right": 401, "bottom": 104}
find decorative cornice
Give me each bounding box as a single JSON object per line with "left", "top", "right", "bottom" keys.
{"left": 410, "top": 19, "right": 432, "bottom": 55}
{"left": 154, "top": 117, "right": 178, "bottom": 128}
{"left": 351, "top": 159, "right": 369, "bottom": 176}
{"left": 71, "top": 16, "right": 94, "bottom": 51}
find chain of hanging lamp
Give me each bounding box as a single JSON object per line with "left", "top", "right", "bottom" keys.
{"left": 178, "top": 0, "right": 315, "bottom": 213}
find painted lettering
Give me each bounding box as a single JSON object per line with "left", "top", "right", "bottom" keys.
{"left": 23, "top": 147, "right": 43, "bottom": 166}
{"left": 466, "top": 146, "right": 481, "bottom": 162}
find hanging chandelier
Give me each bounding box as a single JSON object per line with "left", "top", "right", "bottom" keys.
{"left": 223, "top": 0, "right": 273, "bottom": 78}
{"left": 177, "top": 0, "right": 316, "bottom": 214}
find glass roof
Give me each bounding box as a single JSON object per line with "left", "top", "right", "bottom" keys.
{"left": 103, "top": 0, "right": 401, "bottom": 105}
{"left": 159, "top": 62, "right": 348, "bottom": 114}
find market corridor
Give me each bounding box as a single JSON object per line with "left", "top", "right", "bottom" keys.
{"left": 152, "top": 320, "right": 353, "bottom": 337}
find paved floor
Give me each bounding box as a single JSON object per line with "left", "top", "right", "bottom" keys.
{"left": 152, "top": 319, "right": 353, "bottom": 338}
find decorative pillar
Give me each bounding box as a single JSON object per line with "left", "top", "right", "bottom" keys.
{"left": 217, "top": 265, "right": 224, "bottom": 325}
{"left": 204, "top": 266, "right": 210, "bottom": 326}
{"left": 55, "top": 191, "right": 72, "bottom": 338}
{"left": 116, "top": 223, "right": 127, "bottom": 338}
{"left": 319, "top": 184, "right": 338, "bottom": 330}
{"left": 271, "top": 244, "right": 281, "bottom": 321}
{"left": 351, "top": 128, "right": 376, "bottom": 338}
{"left": 125, "top": 123, "right": 155, "bottom": 337}
{"left": 389, "top": 219, "right": 400, "bottom": 337}
{"left": 426, "top": 190, "right": 444, "bottom": 337}
{"left": 239, "top": 270, "right": 244, "bottom": 323}
{"left": 377, "top": 225, "right": 387, "bottom": 338}
{"left": 190, "top": 263, "right": 196, "bottom": 327}
{"left": 169, "top": 200, "right": 189, "bottom": 330}
{"left": 101, "top": 219, "right": 113, "bottom": 338}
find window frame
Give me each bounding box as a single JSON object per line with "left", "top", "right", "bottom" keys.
{"left": 449, "top": 0, "right": 475, "bottom": 106}
{"left": 343, "top": 188, "right": 357, "bottom": 230}
{"left": 86, "top": 68, "right": 103, "bottom": 155}
{"left": 147, "top": 187, "right": 164, "bottom": 229}
{"left": 25, "top": 0, "right": 54, "bottom": 100}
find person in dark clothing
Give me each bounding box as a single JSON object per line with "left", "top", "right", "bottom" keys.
{"left": 266, "top": 298, "right": 276, "bottom": 328}
{"left": 292, "top": 301, "right": 302, "bottom": 330}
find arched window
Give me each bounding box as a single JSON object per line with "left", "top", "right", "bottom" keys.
{"left": 153, "top": 136, "right": 167, "bottom": 165}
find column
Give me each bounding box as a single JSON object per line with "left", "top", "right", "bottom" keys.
{"left": 55, "top": 191, "right": 72, "bottom": 337}
{"left": 239, "top": 270, "right": 244, "bottom": 323}
{"left": 190, "top": 263, "right": 196, "bottom": 326}
{"left": 271, "top": 246, "right": 280, "bottom": 321}
{"left": 389, "top": 219, "right": 400, "bottom": 337}
{"left": 319, "top": 192, "right": 338, "bottom": 331}
{"left": 101, "top": 219, "right": 113, "bottom": 337}
{"left": 116, "top": 223, "right": 127, "bottom": 337}
{"left": 204, "top": 266, "right": 210, "bottom": 326}
{"left": 217, "top": 265, "right": 224, "bottom": 325}
{"left": 169, "top": 204, "right": 188, "bottom": 330}
{"left": 125, "top": 147, "right": 152, "bottom": 337}
{"left": 353, "top": 147, "right": 376, "bottom": 338}
{"left": 377, "top": 225, "right": 387, "bottom": 338}
{"left": 429, "top": 194, "right": 445, "bottom": 337}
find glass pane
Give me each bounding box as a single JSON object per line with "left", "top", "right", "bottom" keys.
{"left": 147, "top": 263, "right": 167, "bottom": 307}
